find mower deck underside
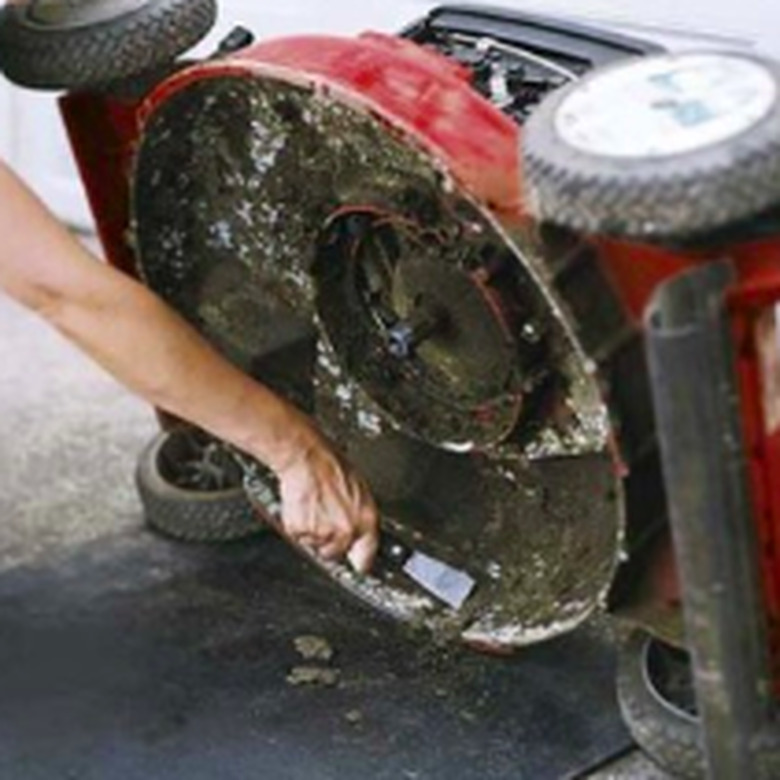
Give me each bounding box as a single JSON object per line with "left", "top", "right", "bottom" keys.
{"left": 132, "top": 73, "right": 623, "bottom": 647}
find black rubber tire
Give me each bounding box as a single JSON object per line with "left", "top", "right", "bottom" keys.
{"left": 135, "top": 428, "right": 264, "bottom": 543}
{"left": 0, "top": 0, "right": 217, "bottom": 91}
{"left": 523, "top": 51, "right": 780, "bottom": 242}
{"left": 617, "top": 631, "right": 704, "bottom": 779}
{"left": 619, "top": 631, "right": 780, "bottom": 779}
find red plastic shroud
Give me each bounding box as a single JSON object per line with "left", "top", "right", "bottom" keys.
{"left": 60, "top": 32, "right": 780, "bottom": 669}
{"left": 729, "top": 244, "right": 780, "bottom": 677}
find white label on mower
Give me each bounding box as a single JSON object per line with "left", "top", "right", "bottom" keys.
{"left": 555, "top": 53, "right": 776, "bottom": 159}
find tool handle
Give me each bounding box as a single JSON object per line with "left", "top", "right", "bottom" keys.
{"left": 234, "top": 447, "right": 412, "bottom": 576}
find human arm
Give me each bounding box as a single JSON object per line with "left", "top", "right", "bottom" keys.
{"left": 0, "top": 160, "right": 378, "bottom": 571}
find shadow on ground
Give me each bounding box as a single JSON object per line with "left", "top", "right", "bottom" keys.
{"left": 0, "top": 294, "right": 631, "bottom": 780}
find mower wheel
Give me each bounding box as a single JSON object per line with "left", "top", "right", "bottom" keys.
{"left": 135, "top": 427, "right": 264, "bottom": 543}
{"left": 617, "top": 630, "right": 703, "bottom": 778}
{"left": 0, "top": 0, "right": 216, "bottom": 90}
{"left": 523, "top": 51, "right": 780, "bottom": 242}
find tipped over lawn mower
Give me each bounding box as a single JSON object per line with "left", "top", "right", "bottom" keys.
{"left": 3, "top": 2, "right": 780, "bottom": 777}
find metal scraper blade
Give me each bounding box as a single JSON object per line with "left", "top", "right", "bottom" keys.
{"left": 403, "top": 550, "right": 476, "bottom": 610}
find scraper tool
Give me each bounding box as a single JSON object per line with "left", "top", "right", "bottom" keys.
{"left": 238, "top": 454, "right": 476, "bottom": 609}
{"left": 378, "top": 535, "right": 476, "bottom": 610}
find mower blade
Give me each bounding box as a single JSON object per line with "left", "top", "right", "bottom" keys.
{"left": 403, "top": 550, "right": 476, "bottom": 610}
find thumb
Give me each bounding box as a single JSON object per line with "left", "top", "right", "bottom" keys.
{"left": 347, "top": 531, "right": 379, "bottom": 575}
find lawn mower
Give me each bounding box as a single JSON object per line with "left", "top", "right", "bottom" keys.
{"left": 2, "top": 2, "right": 779, "bottom": 777}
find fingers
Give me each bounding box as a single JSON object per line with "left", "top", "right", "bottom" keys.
{"left": 286, "top": 511, "right": 351, "bottom": 549}
{"left": 347, "top": 493, "right": 380, "bottom": 573}
{"left": 347, "top": 530, "right": 379, "bottom": 575}
{"left": 285, "top": 519, "right": 351, "bottom": 559}
{"left": 276, "top": 440, "right": 380, "bottom": 571}
{"left": 284, "top": 501, "right": 379, "bottom": 571}
{"left": 316, "top": 539, "right": 347, "bottom": 561}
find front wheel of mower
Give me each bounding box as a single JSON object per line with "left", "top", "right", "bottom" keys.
{"left": 135, "top": 427, "right": 265, "bottom": 543}
{"left": 0, "top": 0, "right": 217, "bottom": 90}
{"left": 523, "top": 51, "right": 780, "bottom": 242}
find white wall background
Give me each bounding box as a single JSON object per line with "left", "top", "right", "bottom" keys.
{"left": 514, "top": 0, "right": 780, "bottom": 56}
{"left": 1, "top": 0, "right": 779, "bottom": 227}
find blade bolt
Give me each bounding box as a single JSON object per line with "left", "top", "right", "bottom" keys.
{"left": 387, "top": 303, "right": 446, "bottom": 359}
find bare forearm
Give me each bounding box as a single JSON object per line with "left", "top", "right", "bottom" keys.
{"left": 59, "top": 273, "right": 315, "bottom": 469}
{"left": 0, "top": 161, "right": 314, "bottom": 472}
{"left": 0, "top": 160, "right": 378, "bottom": 568}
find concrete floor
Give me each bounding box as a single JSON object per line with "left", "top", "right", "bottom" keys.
{"left": 0, "top": 289, "right": 670, "bottom": 779}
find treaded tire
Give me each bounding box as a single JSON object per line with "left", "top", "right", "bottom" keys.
{"left": 136, "top": 428, "right": 264, "bottom": 543}
{"left": 523, "top": 51, "right": 780, "bottom": 242}
{"left": 619, "top": 630, "right": 780, "bottom": 779}
{"left": 0, "top": 0, "right": 217, "bottom": 90}
{"left": 617, "top": 631, "right": 703, "bottom": 779}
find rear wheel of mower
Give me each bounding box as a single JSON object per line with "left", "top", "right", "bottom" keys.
{"left": 135, "top": 427, "right": 264, "bottom": 543}
{"left": 0, "top": 0, "right": 216, "bottom": 90}
{"left": 619, "top": 631, "right": 780, "bottom": 779}
{"left": 617, "top": 630, "right": 703, "bottom": 778}
{"left": 523, "top": 51, "right": 780, "bottom": 242}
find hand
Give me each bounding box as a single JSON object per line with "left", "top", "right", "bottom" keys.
{"left": 275, "top": 430, "right": 379, "bottom": 574}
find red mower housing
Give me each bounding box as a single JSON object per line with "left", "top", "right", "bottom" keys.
{"left": 58, "top": 28, "right": 780, "bottom": 664}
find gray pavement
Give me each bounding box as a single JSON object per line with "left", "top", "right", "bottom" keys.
{"left": 0, "top": 292, "right": 653, "bottom": 779}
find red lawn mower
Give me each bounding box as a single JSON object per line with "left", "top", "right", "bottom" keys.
{"left": 2, "top": 2, "right": 780, "bottom": 777}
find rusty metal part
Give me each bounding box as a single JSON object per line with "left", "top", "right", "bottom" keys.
{"left": 385, "top": 300, "right": 446, "bottom": 360}
{"left": 315, "top": 207, "right": 529, "bottom": 450}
